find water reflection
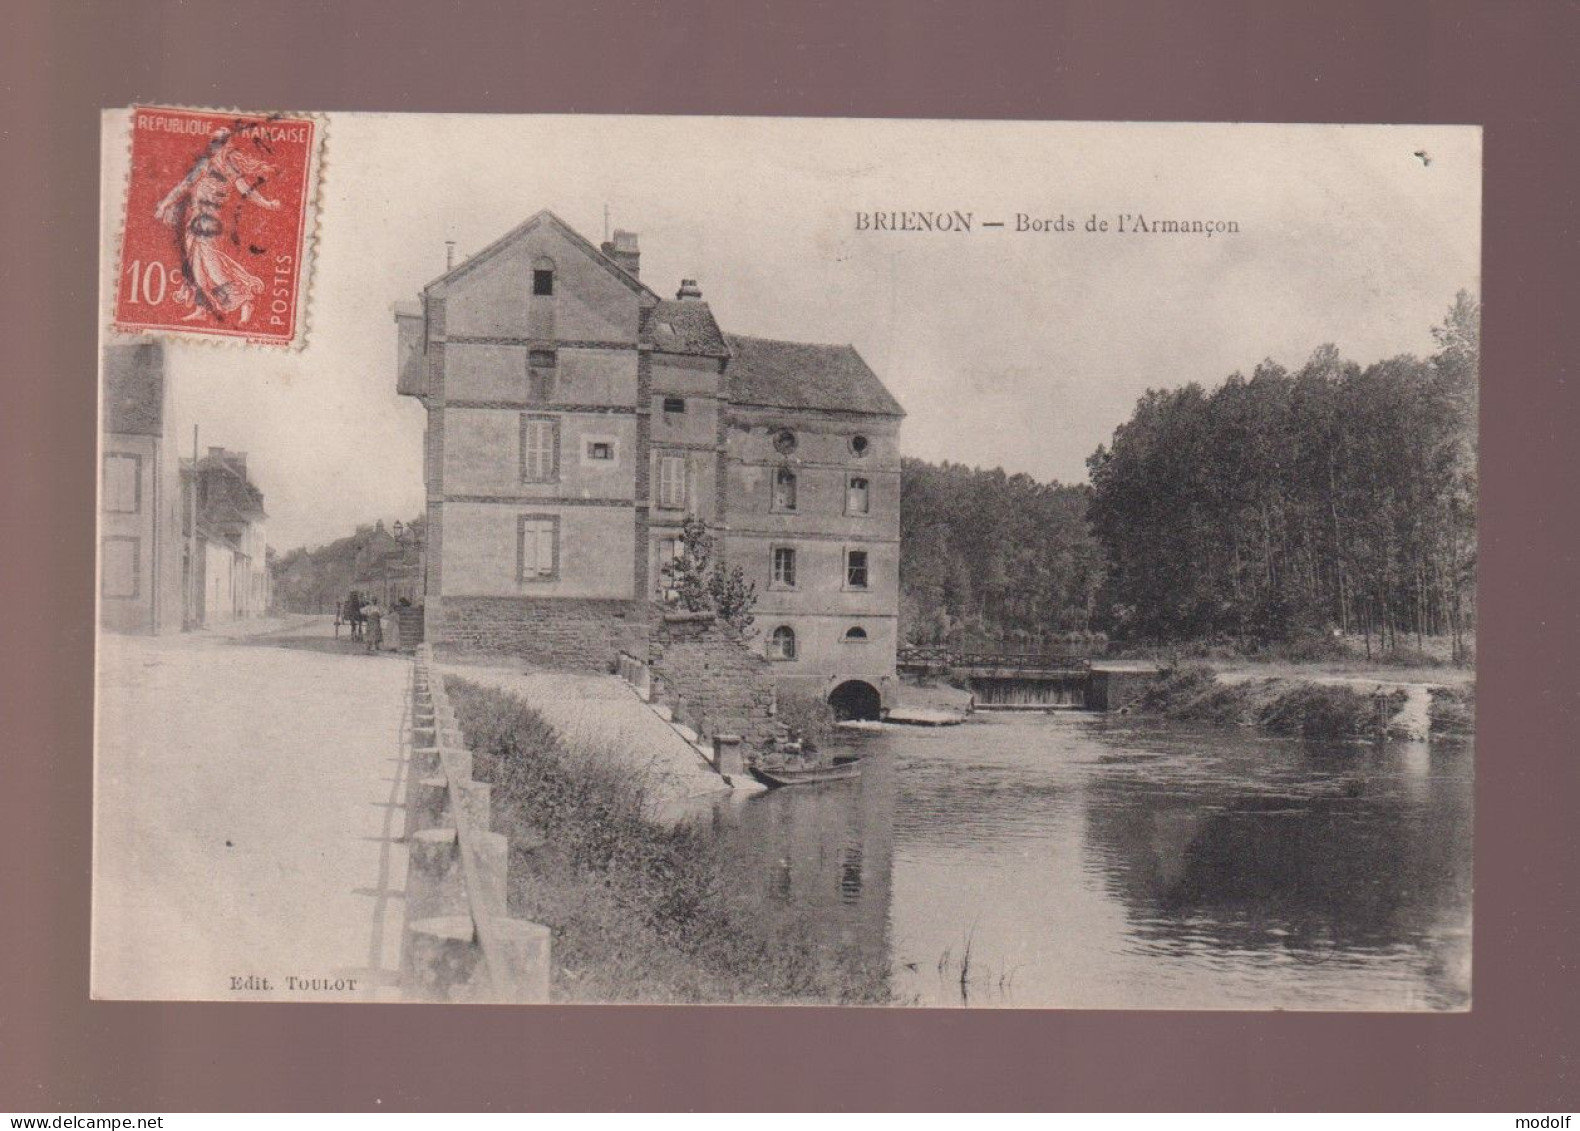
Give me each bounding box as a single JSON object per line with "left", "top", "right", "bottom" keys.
{"left": 712, "top": 740, "right": 896, "bottom": 1000}
{"left": 712, "top": 711, "right": 1472, "bottom": 1011}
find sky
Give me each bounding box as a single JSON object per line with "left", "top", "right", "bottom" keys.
{"left": 100, "top": 114, "right": 1480, "bottom": 551}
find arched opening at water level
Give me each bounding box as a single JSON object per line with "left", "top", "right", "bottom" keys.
{"left": 828, "top": 679, "right": 882, "bottom": 721}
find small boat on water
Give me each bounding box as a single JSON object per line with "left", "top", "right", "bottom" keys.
{"left": 748, "top": 758, "right": 861, "bottom": 788}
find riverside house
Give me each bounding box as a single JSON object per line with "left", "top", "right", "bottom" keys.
{"left": 395, "top": 210, "right": 904, "bottom": 716}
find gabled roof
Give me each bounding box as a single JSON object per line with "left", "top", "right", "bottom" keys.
{"left": 424, "top": 209, "right": 658, "bottom": 302}
{"left": 724, "top": 334, "right": 905, "bottom": 417}
{"left": 186, "top": 450, "right": 268, "bottom": 521}
{"left": 650, "top": 300, "right": 729, "bottom": 359}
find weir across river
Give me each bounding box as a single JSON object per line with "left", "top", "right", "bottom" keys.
{"left": 896, "top": 639, "right": 1157, "bottom": 711}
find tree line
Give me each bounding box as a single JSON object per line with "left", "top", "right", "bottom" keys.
{"left": 899, "top": 293, "right": 1478, "bottom": 659}
{"left": 898, "top": 460, "right": 1105, "bottom": 644}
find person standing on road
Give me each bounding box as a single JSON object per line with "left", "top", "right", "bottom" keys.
{"left": 361, "top": 599, "right": 384, "bottom": 653}
{"left": 384, "top": 603, "right": 402, "bottom": 652}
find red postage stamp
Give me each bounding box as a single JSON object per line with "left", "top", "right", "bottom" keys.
{"left": 113, "top": 106, "right": 322, "bottom": 347}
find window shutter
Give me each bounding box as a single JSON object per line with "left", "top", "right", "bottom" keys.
{"left": 524, "top": 518, "right": 543, "bottom": 578}
{"left": 659, "top": 455, "right": 686, "bottom": 509}
{"left": 848, "top": 477, "right": 869, "bottom": 514}
{"left": 105, "top": 455, "right": 140, "bottom": 513}
{"left": 537, "top": 523, "right": 555, "bottom": 578}
{"left": 519, "top": 517, "right": 557, "bottom": 580}
{"left": 522, "top": 418, "right": 559, "bottom": 483}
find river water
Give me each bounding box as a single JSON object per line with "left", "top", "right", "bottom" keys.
{"left": 714, "top": 711, "right": 1472, "bottom": 1010}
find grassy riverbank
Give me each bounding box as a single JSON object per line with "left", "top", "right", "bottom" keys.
{"left": 1110, "top": 631, "right": 1474, "bottom": 683}
{"left": 447, "top": 677, "right": 891, "bottom": 1005}
{"left": 1428, "top": 684, "right": 1477, "bottom": 739}
{"left": 1131, "top": 664, "right": 1420, "bottom": 740}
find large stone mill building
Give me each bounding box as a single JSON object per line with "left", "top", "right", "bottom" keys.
{"left": 395, "top": 210, "right": 904, "bottom": 716}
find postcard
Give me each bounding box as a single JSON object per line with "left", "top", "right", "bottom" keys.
{"left": 94, "top": 111, "right": 1478, "bottom": 1007}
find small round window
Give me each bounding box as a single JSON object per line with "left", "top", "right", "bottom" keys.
{"left": 773, "top": 429, "right": 798, "bottom": 454}
{"left": 849, "top": 434, "right": 871, "bottom": 457}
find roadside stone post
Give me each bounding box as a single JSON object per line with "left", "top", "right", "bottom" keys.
{"left": 398, "top": 650, "right": 554, "bottom": 1003}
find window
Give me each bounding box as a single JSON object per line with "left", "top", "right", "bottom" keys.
{"left": 532, "top": 256, "right": 555, "bottom": 296}
{"left": 656, "top": 535, "right": 681, "bottom": 581}
{"left": 528, "top": 349, "right": 556, "bottom": 401}
{"left": 657, "top": 454, "right": 687, "bottom": 509}
{"left": 103, "top": 453, "right": 140, "bottom": 513}
{"left": 845, "top": 549, "right": 869, "bottom": 589}
{"left": 517, "top": 515, "right": 558, "bottom": 581}
{"left": 656, "top": 536, "right": 683, "bottom": 598}
{"left": 772, "top": 546, "right": 797, "bottom": 588}
{"left": 850, "top": 434, "right": 871, "bottom": 458}
{"left": 102, "top": 536, "right": 139, "bottom": 598}
{"left": 772, "top": 466, "right": 798, "bottom": 511}
{"left": 662, "top": 396, "right": 686, "bottom": 414}
{"left": 769, "top": 625, "right": 797, "bottom": 660}
{"left": 773, "top": 429, "right": 798, "bottom": 454}
{"left": 587, "top": 441, "right": 614, "bottom": 461}
{"left": 844, "top": 626, "right": 869, "bottom": 641}
{"left": 520, "top": 415, "right": 560, "bottom": 483}
{"left": 846, "top": 476, "right": 870, "bottom": 515}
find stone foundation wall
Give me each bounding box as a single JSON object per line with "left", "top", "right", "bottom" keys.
{"left": 646, "top": 611, "right": 781, "bottom": 748}
{"left": 440, "top": 595, "right": 646, "bottom": 670}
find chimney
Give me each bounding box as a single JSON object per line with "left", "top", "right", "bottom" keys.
{"left": 675, "top": 278, "right": 703, "bottom": 301}
{"left": 601, "top": 229, "right": 640, "bottom": 279}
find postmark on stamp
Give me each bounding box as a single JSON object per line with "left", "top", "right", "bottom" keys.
{"left": 113, "top": 106, "right": 322, "bottom": 347}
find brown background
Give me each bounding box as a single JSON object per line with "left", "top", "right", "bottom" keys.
{"left": 4, "top": 0, "right": 1576, "bottom": 1112}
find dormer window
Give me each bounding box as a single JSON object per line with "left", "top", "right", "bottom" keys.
{"left": 532, "top": 256, "right": 555, "bottom": 297}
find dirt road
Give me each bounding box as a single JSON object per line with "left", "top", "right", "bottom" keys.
{"left": 93, "top": 617, "right": 413, "bottom": 1001}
